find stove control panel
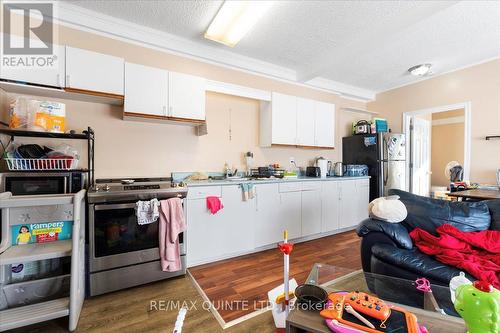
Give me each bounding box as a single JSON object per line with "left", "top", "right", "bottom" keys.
{"left": 124, "top": 185, "right": 161, "bottom": 191}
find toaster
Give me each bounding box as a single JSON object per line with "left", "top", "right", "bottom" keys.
{"left": 306, "top": 166, "right": 321, "bottom": 177}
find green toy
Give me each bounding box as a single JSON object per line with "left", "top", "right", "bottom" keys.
{"left": 454, "top": 280, "right": 500, "bottom": 333}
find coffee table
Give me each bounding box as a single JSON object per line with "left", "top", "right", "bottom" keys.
{"left": 286, "top": 263, "right": 466, "bottom": 333}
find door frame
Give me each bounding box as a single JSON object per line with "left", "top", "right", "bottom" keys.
{"left": 403, "top": 102, "right": 471, "bottom": 192}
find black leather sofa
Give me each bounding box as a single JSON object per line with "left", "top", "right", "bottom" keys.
{"left": 356, "top": 189, "right": 500, "bottom": 314}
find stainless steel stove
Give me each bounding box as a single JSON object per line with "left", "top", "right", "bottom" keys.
{"left": 87, "top": 178, "right": 187, "bottom": 296}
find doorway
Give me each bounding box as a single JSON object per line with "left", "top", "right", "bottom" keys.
{"left": 403, "top": 103, "right": 471, "bottom": 196}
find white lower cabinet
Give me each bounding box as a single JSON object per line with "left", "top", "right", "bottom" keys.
{"left": 279, "top": 191, "right": 302, "bottom": 240}
{"left": 355, "top": 179, "right": 370, "bottom": 222}
{"left": 321, "top": 181, "right": 340, "bottom": 232}
{"left": 339, "top": 180, "right": 358, "bottom": 229}
{"left": 339, "top": 179, "right": 369, "bottom": 229}
{"left": 187, "top": 179, "right": 369, "bottom": 267}
{"left": 186, "top": 185, "right": 254, "bottom": 266}
{"left": 301, "top": 189, "right": 322, "bottom": 236}
{"left": 254, "top": 183, "right": 281, "bottom": 248}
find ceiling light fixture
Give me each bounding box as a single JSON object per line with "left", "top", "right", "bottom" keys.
{"left": 205, "top": 1, "right": 273, "bottom": 47}
{"left": 408, "top": 63, "right": 433, "bottom": 76}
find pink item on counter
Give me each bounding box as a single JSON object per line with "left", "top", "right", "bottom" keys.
{"left": 206, "top": 196, "right": 223, "bottom": 214}
{"left": 159, "top": 198, "right": 186, "bottom": 272}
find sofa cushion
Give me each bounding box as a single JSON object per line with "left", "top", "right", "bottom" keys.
{"left": 371, "top": 243, "right": 464, "bottom": 283}
{"left": 485, "top": 200, "right": 500, "bottom": 231}
{"left": 356, "top": 218, "right": 413, "bottom": 249}
{"left": 388, "top": 189, "right": 491, "bottom": 234}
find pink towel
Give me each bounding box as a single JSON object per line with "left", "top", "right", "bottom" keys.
{"left": 158, "top": 198, "right": 186, "bottom": 272}
{"left": 206, "top": 196, "right": 223, "bottom": 214}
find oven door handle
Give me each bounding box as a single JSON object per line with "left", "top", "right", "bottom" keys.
{"left": 94, "top": 203, "right": 137, "bottom": 211}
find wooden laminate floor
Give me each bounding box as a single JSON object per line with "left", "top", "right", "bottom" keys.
{"left": 7, "top": 231, "right": 361, "bottom": 333}
{"left": 189, "top": 230, "right": 362, "bottom": 323}
{"left": 7, "top": 275, "right": 275, "bottom": 333}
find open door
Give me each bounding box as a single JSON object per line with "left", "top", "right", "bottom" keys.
{"left": 410, "top": 116, "right": 431, "bottom": 196}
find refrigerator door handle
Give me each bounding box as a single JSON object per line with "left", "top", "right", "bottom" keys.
{"left": 384, "top": 160, "right": 389, "bottom": 186}
{"left": 379, "top": 161, "right": 385, "bottom": 198}
{"left": 383, "top": 135, "right": 388, "bottom": 161}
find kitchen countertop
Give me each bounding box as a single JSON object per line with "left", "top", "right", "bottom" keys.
{"left": 183, "top": 175, "right": 370, "bottom": 187}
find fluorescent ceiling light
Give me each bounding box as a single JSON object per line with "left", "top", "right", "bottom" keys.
{"left": 205, "top": 1, "right": 273, "bottom": 47}
{"left": 408, "top": 63, "right": 433, "bottom": 76}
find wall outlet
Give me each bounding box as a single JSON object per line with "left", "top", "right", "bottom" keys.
{"left": 289, "top": 157, "right": 295, "bottom": 165}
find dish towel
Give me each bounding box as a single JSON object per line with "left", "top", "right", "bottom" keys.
{"left": 159, "top": 198, "right": 186, "bottom": 272}
{"left": 135, "top": 198, "right": 160, "bottom": 225}
{"left": 240, "top": 182, "right": 256, "bottom": 201}
{"left": 206, "top": 196, "right": 223, "bottom": 214}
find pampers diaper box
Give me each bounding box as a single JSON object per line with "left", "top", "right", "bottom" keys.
{"left": 11, "top": 221, "right": 72, "bottom": 245}
{"left": 10, "top": 221, "right": 72, "bottom": 283}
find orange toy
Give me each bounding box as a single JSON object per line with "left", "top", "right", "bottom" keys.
{"left": 344, "top": 292, "right": 390, "bottom": 321}
{"left": 320, "top": 292, "right": 419, "bottom": 333}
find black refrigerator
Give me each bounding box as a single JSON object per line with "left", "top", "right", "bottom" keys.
{"left": 343, "top": 133, "right": 406, "bottom": 202}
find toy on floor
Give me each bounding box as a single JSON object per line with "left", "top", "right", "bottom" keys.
{"left": 321, "top": 292, "right": 427, "bottom": 333}
{"left": 415, "top": 277, "right": 445, "bottom": 315}
{"left": 172, "top": 306, "right": 187, "bottom": 333}
{"left": 454, "top": 280, "right": 500, "bottom": 333}
{"left": 278, "top": 230, "right": 294, "bottom": 318}
{"left": 268, "top": 230, "right": 296, "bottom": 331}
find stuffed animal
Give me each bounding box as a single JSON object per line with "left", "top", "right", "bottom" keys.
{"left": 368, "top": 195, "right": 408, "bottom": 223}
{"left": 454, "top": 280, "right": 500, "bottom": 333}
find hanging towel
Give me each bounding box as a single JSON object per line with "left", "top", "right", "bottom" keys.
{"left": 206, "top": 196, "right": 223, "bottom": 214}
{"left": 159, "top": 198, "right": 186, "bottom": 272}
{"left": 240, "top": 183, "right": 256, "bottom": 201}
{"left": 135, "top": 198, "right": 160, "bottom": 225}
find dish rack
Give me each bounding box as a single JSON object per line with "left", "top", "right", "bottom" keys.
{"left": 4, "top": 157, "right": 79, "bottom": 171}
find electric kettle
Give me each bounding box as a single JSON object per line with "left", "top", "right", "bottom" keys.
{"left": 333, "top": 162, "right": 346, "bottom": 177}
{"left": 315, "top": 157, "right": 331, "bottom": 178}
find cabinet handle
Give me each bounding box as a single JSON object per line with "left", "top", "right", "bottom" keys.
{"left": 169, "top": 106, "right": 173, "bottom": 116}
{"left": 163, "top": 106, "right": 166, "bottom": 115}
{"left": 66, "top": 74, "right": 70, "bottom": 87}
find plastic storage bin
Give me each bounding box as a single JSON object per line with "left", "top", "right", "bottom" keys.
{"left": 345, "top": 165, "right": 369, "bottom": 177}
{"left": 3, "top": 274, "right": 70, "bottom": 308}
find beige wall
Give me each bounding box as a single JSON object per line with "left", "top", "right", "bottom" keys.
{"left": 1, "top": 23, "right": 366, "bottom": 179}
{"left": 368, "top": 58, "right": 500, "bottom": 184}
{"left": 431, "top": 110, "right": 465, "bottom": 187}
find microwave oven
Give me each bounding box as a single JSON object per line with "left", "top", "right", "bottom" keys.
{"left": 0, "top": 171, "right": 88, "bottom": 196}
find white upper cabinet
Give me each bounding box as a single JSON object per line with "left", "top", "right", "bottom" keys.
{"left": 65, "top": 46, "right": 124, "bottom": 95}
{"left": 260, "top": 92, "right": 335, "bottom": 148}
{"left": 270, "top": 92, "right": 297, "bottom": 145}
{"left": 296, "top": 97, "right": 316, "bottom": 146}
{"left": 168, "top": 72, "right": 206, "bottom": 120}
{"left": 124, "top": 62, "right": 168, "bottom": 116}
{"left": 0, "top": 36, "right": 65, "bottom": 88}
{"left": 314, "top": 101, "right": 335, "bottom": 148}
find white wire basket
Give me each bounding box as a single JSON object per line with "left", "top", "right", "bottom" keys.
{"left": 5, "top": 158, "right": 79, "bottom": 171}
